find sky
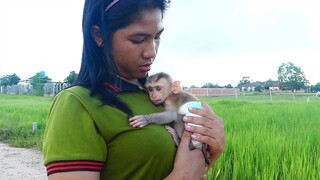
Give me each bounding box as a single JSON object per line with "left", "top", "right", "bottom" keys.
{"left": 0, "top": 0, "right": 319, "bottom": 87}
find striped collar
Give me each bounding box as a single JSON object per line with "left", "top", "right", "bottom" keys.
{"left": 103, "top": 76, "right": 147, "bottom": 93}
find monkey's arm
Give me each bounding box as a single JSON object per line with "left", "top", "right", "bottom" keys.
{"left": 129, "top": 111, "right": 178, "bottom": 128}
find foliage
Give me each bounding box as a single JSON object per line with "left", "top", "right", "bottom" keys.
{"left": 237, "top": 76, "right": 251, "bottom": 87}
{"left": 254, "top": 85, "right": 263, "bottom": 92}
{"left": 64, "top": 71, "right": 78, "bottom": 85}
{"left": 29, "top": 71, "right": 51, "bottom": 96}
{"left": 0, "top": 94, "right": 52, "bottom": 149}
{"left": 205, "top": 97, "right": 320, "bottom": 179}
{"left": 0, "top": 73, "right": 21, "bottom": 86}
{"left": 202, "top": 82, "right": 220, "bottom": 88}
{"left": 311, "top": 83, "right": 320, "bottom": 92}
{"left": 264, "top": 79, "right": 278, "bottom": 90}
{"left": 189, "top": 85, "right": 199, "bottom": 88}
{"left": 223, "top": 84, "right": 233, "bottom": 88}
{"left": 277, "top": 62, "right": 308, "bottom": 91}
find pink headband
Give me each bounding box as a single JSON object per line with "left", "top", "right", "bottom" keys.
{"left": 104, "top": 0, "right": 120, "bottom": 13}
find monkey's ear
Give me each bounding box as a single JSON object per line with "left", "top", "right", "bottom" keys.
{"left": 172, "top": 80, "right": 182, "bottom": 94}
{"left": 91, "top": 25, "right": 104, "bottom": 47}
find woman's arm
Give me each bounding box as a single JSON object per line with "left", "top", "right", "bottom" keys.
{"left": 48, "top": 171, "right": 100, "bottom": 180}
{"left": 164, "top": 130, "right": 208, "bottom": 180}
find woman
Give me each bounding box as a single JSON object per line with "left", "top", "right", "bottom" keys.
{"left": 42, "top": 0, "right": 225, "bottom": 179}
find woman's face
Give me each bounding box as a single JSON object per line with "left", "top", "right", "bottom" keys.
{"left": 111, "top": 9, "right": 164, "bottom": 81}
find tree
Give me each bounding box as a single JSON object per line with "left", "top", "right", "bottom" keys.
{"left": 0, "top": 73, "right": 21, "bottom": 86}
{"left": 201, "top": 82, "right": 219, "bottom": 88}
{"left": 264, "top": 79, "right": 278, "bottom": 90}
{"left": 0, "top": 75, "right": 10, "bottom": 87}
{"left": 311, "top": 83, "right": 320, "bottom": 92}
{"left": 64, "top": 71, "right": 78, "bottom": 85}
{"left": 237, "top": 76, "right": 251, "bottom": 87}
{"left": 255, "top": 85, "right": 263, "bottom": 92}
{"left": 9, "top": 73, "right": 20, "bottom": 85}
{"left": 189, "top": 85, "right": 198, "bottom": 88}
{"left": 30, "top": 71, "right": 51, "bottom": 96}
{"left": 224, "top": 84, "right": 233, "bottom": 88}
{"left": 277, "top": 62, "right": 308, "bottom": 91}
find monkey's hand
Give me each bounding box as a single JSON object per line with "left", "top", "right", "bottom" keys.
{"left": 165, "top": 125, "right": 180, "bottom": 146}
{"left": 129, "top": 115, "right": 151, "bottom": 128}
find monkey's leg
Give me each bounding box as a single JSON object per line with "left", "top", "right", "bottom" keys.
{"left": 202, "top": 143, "right": 211, "bottom": 166}
{"left": 189, "top": 141, "right": 210, "bottom": 165}
{"left": 165, "top": 126, "right": 180, "bottom": 146}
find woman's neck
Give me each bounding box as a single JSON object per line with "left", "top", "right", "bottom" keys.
{"left": 121, "top": 77, "right": 141, "bottom": 86}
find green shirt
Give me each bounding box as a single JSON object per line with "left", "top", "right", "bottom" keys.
{"left": 43, "top": 86, "right": 176, "bottom": 179}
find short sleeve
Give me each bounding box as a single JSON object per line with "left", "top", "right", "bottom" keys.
{"left": 42, "top": 90, "right": 107, "bottom": 175}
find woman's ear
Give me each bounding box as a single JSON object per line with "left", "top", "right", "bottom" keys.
{"left": 91, "top": 25, "right": 104, "bottom": 47}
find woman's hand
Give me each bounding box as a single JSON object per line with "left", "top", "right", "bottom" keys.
{"left": 182, "top": 102, "right": 226, "bottom": 167}
{"left": 164, "top": 130, "right": 208, "bottom": 180}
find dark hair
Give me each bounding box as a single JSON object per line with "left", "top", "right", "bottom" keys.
{"left": 76, "top": 0, "right": 170, "bottom": 115}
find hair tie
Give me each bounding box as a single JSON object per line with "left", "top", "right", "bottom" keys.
{"left": 104, "top": 0, "right": 120, "bottom": 13}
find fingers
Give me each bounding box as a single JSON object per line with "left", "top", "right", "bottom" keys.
{"left": 183, "top": 102, "right": 222, "bottom": 132}
{"left": 128, "top": 116, "right": 146, "bottom": 128}
{"left": 188, "top": 102, "right": 221, "bottom": 123}
{"left": 165, "top": 126, "right": 175, "bottom": 134}
{"left": 179, "top": 129, "right": 192, "bottom": 148}
{"left": 182, "top": 102, "right": 226, "bottom": 165}
{"left": 165, "top": 126, "right": 180, "bottom": 146}
{"left": 183, "top": 114, "right": 224, "bottom": 145}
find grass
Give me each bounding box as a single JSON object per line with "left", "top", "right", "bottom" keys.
{"left": 0, "top": 94, "right": 52, "bottom": 149}
{"left": 0, "top": 92, "right": 319, "bottom": 179}
{"left": 203, "top": 95, "right": 320, "bottom": 179}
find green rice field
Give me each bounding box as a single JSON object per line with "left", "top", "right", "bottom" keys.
{"left": 0, "top": 93, "right": 319, "bottom": 179}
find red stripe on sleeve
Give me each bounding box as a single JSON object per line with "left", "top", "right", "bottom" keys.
{"left": 46, "top": 160, "right": 105, "bottom": 176}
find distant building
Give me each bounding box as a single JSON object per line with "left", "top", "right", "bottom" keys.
{"left": 269, "top": 83, "right": 280, "bottom": 91}
{"left": 239, "top": 83, "right": 263, "bottom": 92}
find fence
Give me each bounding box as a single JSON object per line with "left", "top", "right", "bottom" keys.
{"left": 0, "top": 82, "right": 69, "bottom": 96}
{"left": 185, "top": 88, "right": 241, "bottom": 97}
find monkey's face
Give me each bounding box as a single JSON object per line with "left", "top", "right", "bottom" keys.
{"left": 146, "top": 78, "right": 171, "bottom": 105}
{"left": 147, "top": 86, "right": 164, "bottom": 105}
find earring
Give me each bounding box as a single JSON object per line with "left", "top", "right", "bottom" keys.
{"left": 99, "top": 41, "right": 104, "bottom": 48}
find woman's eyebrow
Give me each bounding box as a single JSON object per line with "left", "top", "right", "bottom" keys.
{"left": 129, "top": 28, "right": 165, "bottom": 38}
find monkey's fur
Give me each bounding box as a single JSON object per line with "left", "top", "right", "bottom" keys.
{"left": 129, "top": 72, "right": 210, "bottom": 165}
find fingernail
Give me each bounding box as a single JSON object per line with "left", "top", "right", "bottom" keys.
{"left": 185, "top": 124, "right": 192, "bottom": 130}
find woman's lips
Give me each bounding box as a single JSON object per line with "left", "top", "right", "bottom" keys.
{"left": 139, "top": 64, "right": 151, "bottom": 72}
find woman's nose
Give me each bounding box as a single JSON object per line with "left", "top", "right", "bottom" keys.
{"left": 143, "top": 40, "right": 158, "bottom": 59}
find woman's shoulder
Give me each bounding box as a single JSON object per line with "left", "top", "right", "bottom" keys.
{"left": 52, "top": 86, "right": 102, "bottom": 112}
{"left": 54, "top": 86, "right": 93, "bottom": 103}
{"left": 64, "top": 85, "right": 90, "bottom": 95}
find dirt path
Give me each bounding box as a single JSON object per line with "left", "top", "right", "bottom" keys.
{"left": 0, "top": 142, "right": 47, "bottom": 180}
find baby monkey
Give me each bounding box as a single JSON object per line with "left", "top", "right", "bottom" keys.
{"left": 129, "top": 72, "right": 210, "bottom": 165}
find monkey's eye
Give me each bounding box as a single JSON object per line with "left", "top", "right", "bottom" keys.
{"left": 156, "top": 86, "right": 162, "bottom": 91}
{"left": 147, "top": 87, "right": 153, "bottom": 92}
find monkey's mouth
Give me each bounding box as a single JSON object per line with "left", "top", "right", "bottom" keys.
{"left": 152, "top": 99, "right": 163, "bottom": 105}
